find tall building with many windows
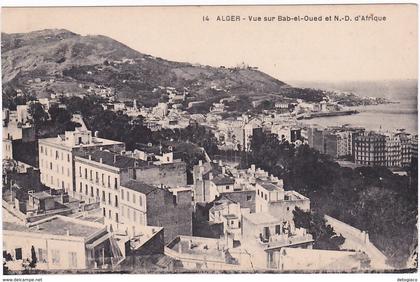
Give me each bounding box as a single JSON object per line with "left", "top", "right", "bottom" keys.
{"left": 38, "top": 128, "right": 125, "bottom": 192}
{"left": 354, "top": 132, "right": 386, "bottom": 166}
{"left": 73, "top": 149, "right": 191, "bottom": 243}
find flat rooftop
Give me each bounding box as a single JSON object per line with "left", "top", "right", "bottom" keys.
{"left": 212, "top": 175, "right": 235, "bottom": 186}
{"left": 121, "top": 180, "right": 158, "bottom": 195}
{"left": 76, "top": 150, "right": 151, "bottom": 169}
{"left": 39, "top": 136, "right": 123, "bottom": 150}
{"left": 243, "top": 212, "right": 281, "bottom": 225}
{"left": 223, "top": 214, "right": 238, "bottom": 220}
{"left": 257, "top": 181, "right": 282, "bottom": 191}
{"left": 167, "top": 236, "right": 226, "bottom": 261}
{"left": 3, "top": 216, "right": 103, "bottom": 238}
{"left": 29, "top": 191, "right": 54, "bottom": 200}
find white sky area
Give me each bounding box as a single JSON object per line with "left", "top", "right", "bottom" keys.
{"left": 2, "top": 5, "right": 418, "bottom": 82}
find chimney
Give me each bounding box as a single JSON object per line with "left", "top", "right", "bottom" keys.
{"left": 94, "top": 131, "right": 99, "bottom": 138}
{"left": 114, "top": 155, "right": 117, "bottom": 164}
{"left": 88, "top": 155, "right": 92, "bottom": 160}
{"left": 199, "top": 160, "right": 203, "bottom": 166}
{"left": 209, "top": 172, "right": 213, "bottom": 180}
{"left": 251, "top": 164, "right": 256, "bottom": 172}
{"left": 99, "top": 158, "right": 103, "bottom": 164}
{"left": 222, "top": 167, "right": 226, "bottom": 175}
{"left": 219, "top": 160, "right": 223, "bottom": 166}
{"left": 66, "top": 230, "right": 70, "bottom": 236}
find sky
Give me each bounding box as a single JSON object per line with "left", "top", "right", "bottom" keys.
{"left": 1, "top": 5, "right": 418, "bottom": 82}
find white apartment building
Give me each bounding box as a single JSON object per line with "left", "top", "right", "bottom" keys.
{"left": 38, "top": 128, "right": 124, "bottom": 193}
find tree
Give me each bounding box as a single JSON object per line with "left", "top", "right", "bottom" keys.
{"left": 293, "top": 207, "right": 345, "bottom": 251}
{"left": 28, "top": 102, "right": 48, "bottom": 127}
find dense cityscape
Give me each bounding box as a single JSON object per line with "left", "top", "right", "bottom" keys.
{"left": 2, "top": 81, "right": 417, "bottom": 273}
{"left": 1, "top": 25, "right": 418, "bottom": 274}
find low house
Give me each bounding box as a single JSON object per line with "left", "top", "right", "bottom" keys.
{"left": 3, "top": 215, "right": 123, "bottom": 271}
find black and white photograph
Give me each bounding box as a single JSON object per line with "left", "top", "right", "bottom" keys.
{"left": 1, "top": 3, "right": 418, "bottom": 278}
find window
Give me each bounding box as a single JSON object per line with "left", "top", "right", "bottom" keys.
{"left": 102, "top": 191, "right": 105, "bottom": 203}
{"left": 96, "top": 172, "right": 99, "bottom": 182}
{"left": 122, "top": 206, "right": 125, "bottom": 217}
{"left": 108, "top": 193, "right": 111, "bottom": 205}
{"left": 56, "top": 151, "right": 59, "bottom": 160}
{"left": 133, "top": 210, "right": 137, "bottom": 222}
{"left": 51, "top": 249, "right": 60, "bottom": 265}
{"left": 226, "top": 185, "right": 230, "bottom": 190}
{"left": 90, "top": 186, "right": 94, "bottom": 197}
{"left": 90, "top": 170, "right": 92, "bottom": 181}
{"left": 133, "top": 195, "right": 136, "bottom": 204}
{"left": 41, "top": 146, "right": 44, "bottom": 153}
{"left": 96, "top": 188, "right": 99, "bottom": 197}
{"left": 67, "top": 154, "right": 70, "bottom": 162}
{"left": 85, "top": 185, "right": 88, "bottom": 195}
{"left": 102, "top": 174, "right": 104, "bottom": 185}
{"left": 50, "top": 162, "right": 53, "bottom": 169}
{"left": 103, "top": 207, "right": 106, "bottom": 216}
{"left": 108, "top": 210, "right": 112, "bottom": 219}
{"left": 275, "top": 225, "right": 281, "bottom": 235}
{"left": 127, "top": 191, "right": 130, "bottom": 202}
{"left": 68, "top": 252, "right": 77, "bottom": 268}
{"left": 114, "top": 177, "right": 118, "bottom": 189}
{"left": 108, "top": 176, "right": 111, "bottom": 188}
{"left": 116, "top": 213, "right": 119, "bottom": 223}
{"left": 121, "top": 189, "right": 124, "bottom": 200}
{"left": 38, "top": 248, "right": 46, "bottom": 262}
{"left": 115, "top": 195, "right": 118, "bottom": 207}
{"left": 15, "top": 248, "right": 22, "bottom": 260}
{"left": 265, "top": 194, "right": 267, "bottom": 201}
{"left": 139, "top": 196, "right": 142, "bottom": 207}
{"left": 85, "top": 168, "right": 88, "bottom": 179}
{"left": 79, "top": 182, "right": 82, "bottom": 193}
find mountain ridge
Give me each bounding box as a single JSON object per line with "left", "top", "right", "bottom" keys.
{"left": 2, "top": 29, "right": 326, "bottom": 108}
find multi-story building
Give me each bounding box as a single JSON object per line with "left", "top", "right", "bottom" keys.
{"left": 308, "top": 126, "right": 357, "bottom": 158}
{"left": 3, "top": 136, "right": 13, "bottom": 160}
{"left": 307, "top": 126, "right": 324, "bottom": 153}
{"left": 410, "top": 135, "right": 418, "bottom": 165}
{"left": 254, "top": 180, "right": 310, "bottom": 221}
{"left": 354, "top": 132, "right": 386, "bottom": 166}
{"left": 74, "top": 149, "right": 190, "bottom": 243}
{"left": 271, "top": 125, "right": 302, "bottom": 144}
{"left": 243, "top": 120, "right": 263, "bottom": 151}
{"left": 38, "top": 128, "right": 125, "bottom": 193}
{"left": 241, "top": 212, "right": 313, "bottom": 270}
{"left": 395, "top": 131, "right": 412, "bottom": 167}
{"left": 119, "top": 181, "right": 192, "bottom": 243}
{"left": 385, "top": 134, "right": 402, "bottom": 167}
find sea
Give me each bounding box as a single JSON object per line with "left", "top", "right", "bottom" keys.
{"left": 288, "top": 80, "right": 418, "bottom": 135}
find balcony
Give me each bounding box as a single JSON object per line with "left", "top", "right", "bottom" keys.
{"left": 258, "top": 231, "right": 313, "bottom": 249}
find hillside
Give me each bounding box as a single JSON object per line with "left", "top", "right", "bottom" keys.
{"left": 2, "top": 29, "right": 322, "bottom": 107}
